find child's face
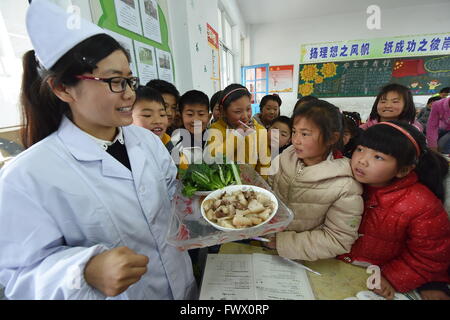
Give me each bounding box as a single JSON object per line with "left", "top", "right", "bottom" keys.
{"left": 343, "top": 129, "right": 352, "bottom": 146}
{"left": 222, "top": 96, "right": 252, "bottom": 128}
{"left": 182, "top": 103, "right": 210, "bottom": 134}
{"left": 351, "top": 145, "right": 401, "bottom": 187}
{"left": 261, "top": 100, "right": 279, "bottom": 124}
{"left": 161, "top": 93, "right": 179, "bottom": 127}
{"left": 377, "top": 91, "right": 404, "bottom": 121}
{"left": 212, "top": 104, "right": 221, "bottom": 121}
{"left": 291, "top": 117, "right": 330, "bottom": 166}
{"left": 132, "top": 99, "right": 168, "bottom": 137}
{"left": 268, "top": 121, "right": 291, "bottom": 149}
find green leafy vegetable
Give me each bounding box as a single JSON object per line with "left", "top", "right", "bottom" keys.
{"left": 178, "top": 160, "right": 241, "bottom": 197}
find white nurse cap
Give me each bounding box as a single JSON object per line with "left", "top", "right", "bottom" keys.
{"left": 26, "top": 0, "right": 106, "bottom": 69}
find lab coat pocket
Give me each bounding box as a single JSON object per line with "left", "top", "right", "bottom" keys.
{"left": 60, "top": 206, "right": 122, "bottom": 249}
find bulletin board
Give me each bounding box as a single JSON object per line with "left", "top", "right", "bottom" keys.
{"left": 96, "top": 0, "right": 175, "bottom": 83}
{"left": 298, "top": 55, "right": 450, "bottom": 98}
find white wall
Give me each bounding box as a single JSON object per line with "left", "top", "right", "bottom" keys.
{"left": 249, "top": 2, "right": 450, "bottom": 120}
{"left": 167, "top": 0, "right": 220, "bottom": 97}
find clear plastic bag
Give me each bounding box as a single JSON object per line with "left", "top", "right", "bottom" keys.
{"left": 166, "top": 164, "right": 294, "bottom": 250}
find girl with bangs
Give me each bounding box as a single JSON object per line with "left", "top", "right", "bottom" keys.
{"left": 266, "top": 100, "right": 363, "bottom": 261}
{"left": 340, "top": 121, "right": 450, "bottom": 299}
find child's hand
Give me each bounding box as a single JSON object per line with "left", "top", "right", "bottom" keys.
{"left": 372, "top": 276, "right": 395, "bottom": 300}
{"left": 263, "top": 235, "right": 277, "bottom": 250}
{"left": 420, "top": 290, "right": 450, "bottom": 300}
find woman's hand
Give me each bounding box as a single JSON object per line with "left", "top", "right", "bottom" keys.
{"left": 372, "top": 275, "right": 395, "bottom": 300}
{"left": 84, "top": 246, "right": 149, "bottom": 297}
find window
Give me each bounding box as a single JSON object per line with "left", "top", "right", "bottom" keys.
{"left": 241, "top": 64, "right": 269, "bottom": 115}
{"left": 217, "top": 8, "right": 235, "bottom": 89}
{"left": 0, "top": 0, "right": 32, "bottom": 129}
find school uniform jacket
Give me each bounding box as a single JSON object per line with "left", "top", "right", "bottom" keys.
{"left": 338, "top": 172, "right": 450, "bottom": 292}
{"left": 0, "top": 116, "right": 197, "bottom": 300}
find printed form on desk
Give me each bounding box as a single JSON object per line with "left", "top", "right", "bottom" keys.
{"left": 199, "top": 253, "right": 315, "bottom": 300}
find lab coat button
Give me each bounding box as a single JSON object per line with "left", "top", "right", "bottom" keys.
{"left": 140, "top": 186, "right": 146, "bottom": 194}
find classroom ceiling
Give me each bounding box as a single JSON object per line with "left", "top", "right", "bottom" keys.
{"left": 235, "top": 0, "right": 450, "bottom": 25}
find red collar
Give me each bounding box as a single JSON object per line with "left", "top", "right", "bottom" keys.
{"left": 365, "top": 171, "right": 418, "bottom": 207}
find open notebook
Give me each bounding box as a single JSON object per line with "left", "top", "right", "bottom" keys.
{"left": 199, "top": 253, "right": 315, "bottom": 300}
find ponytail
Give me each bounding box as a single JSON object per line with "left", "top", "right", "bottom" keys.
{"left": 416, "top": 149, "right": 448, "bottom": 202}
{"left": 20, "top": 50, "right": 70, "bottom": 148}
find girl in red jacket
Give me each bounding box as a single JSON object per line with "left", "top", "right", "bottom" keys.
{"left": 340, "top": 121, "right": 450, "bottom": 299}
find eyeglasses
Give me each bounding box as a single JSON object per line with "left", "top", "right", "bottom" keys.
{"left": 75, "top": 75, "right": 140, "bottom": 93}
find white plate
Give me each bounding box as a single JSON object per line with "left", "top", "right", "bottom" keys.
{"left": 200, "top": 185, "right": 278, "bottom": 232}
{"left": 193, "top": 190, "right": 213, "bottom": 196}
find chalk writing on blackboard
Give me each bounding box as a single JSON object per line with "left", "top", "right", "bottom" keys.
{"left": 298, "top": 55, "right": 450, "bottom": 98}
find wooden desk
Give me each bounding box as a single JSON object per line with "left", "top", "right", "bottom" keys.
{"left": 219, "top": 242, "right": 369, "bottom": 300}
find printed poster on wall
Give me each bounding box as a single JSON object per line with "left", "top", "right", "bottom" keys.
{"left": 155, "top": 48, "right": 174, "bottom": 83}
{"left": 269, "top": 65, "right": 294, "bottom": 93}
{"left": 134, "top": 41, "right": 158, "bottom": 85}
{"left": 138, "top": 0, "right": 162, "bottom": 43}
{"left": 207, "top": 23, "right": 220, "bottom": 93}
{"left": 113, "top": 0, "right": 143, "bottom": 35}
{"left": 104, "top": 29, "right": 139, "bottom": 78}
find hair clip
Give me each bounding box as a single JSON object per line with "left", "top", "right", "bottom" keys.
{"left": 74, "top": 53, "right": 96, "bottom": 68}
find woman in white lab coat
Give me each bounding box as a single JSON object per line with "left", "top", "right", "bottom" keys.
{"left": 0, "top": 0, "right": 196, "bottom": 300}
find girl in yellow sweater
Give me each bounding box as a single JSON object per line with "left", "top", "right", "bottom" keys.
{"left": 204, "top": 84, "right": 271, "bottom": 176}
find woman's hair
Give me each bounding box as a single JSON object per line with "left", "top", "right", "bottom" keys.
{"left": 209, "top": 90, "right": 222, "bottom": 112}
{"left": 219, "top": 83, "right": 251, "bottom": 111}
{"left": 357, "top": 121, "right": 448, "bottom": 201}
{"left": 146, "top": 79, "right": 180, "bottom": 103}
{"left": 259, "top": 94, "right": 282, "bottom": 111}
{"left": 135, "top": 85, "right": 165, "bottom": 105}
{"left": 292, "top": 99, "right": 344, "bottom": 153}
{"left": 21, "top": 34, "right": 129, "bottom": 148}
{"left": 369, "top": 83, "right": 416, "bottom": 123}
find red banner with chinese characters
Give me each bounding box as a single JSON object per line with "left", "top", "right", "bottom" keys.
{"left": 207, "top": 23, "right": 219, "bottom": 50}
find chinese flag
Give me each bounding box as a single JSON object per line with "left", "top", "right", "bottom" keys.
{"left": 392, "top": 59, "right": 426, "bottom": 78}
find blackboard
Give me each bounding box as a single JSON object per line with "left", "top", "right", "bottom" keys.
{"left": 298, "top": 55, "right": 450, "bottom": 98}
